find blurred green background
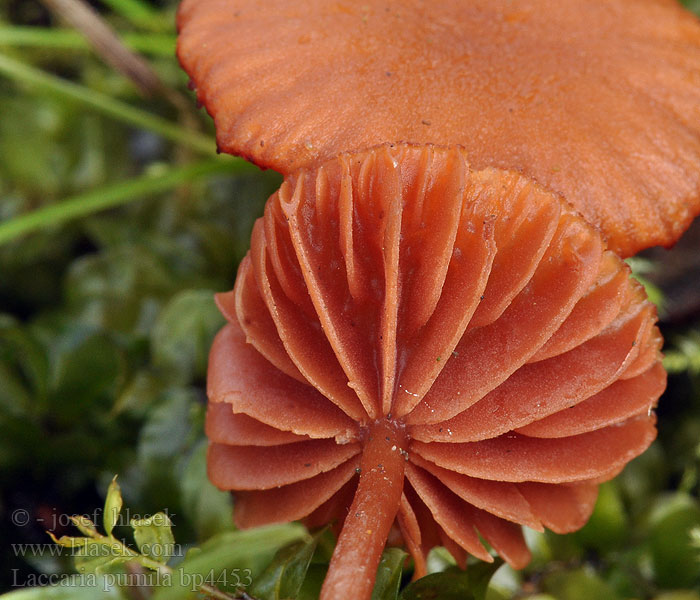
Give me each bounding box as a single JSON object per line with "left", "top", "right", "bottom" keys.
{"left": 0, "top": 1, "right": 699, "bottom": 599}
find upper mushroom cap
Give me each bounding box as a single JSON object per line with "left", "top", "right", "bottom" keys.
{"left": 177, "top": 0, "right": 700, "bottom": 257}
{"left": 206, "top": 144, "right": 665, "bottom": 600}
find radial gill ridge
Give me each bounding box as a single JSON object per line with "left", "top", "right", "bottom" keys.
{"left": 206, "top": 143, "right": 665, "bottom": 600}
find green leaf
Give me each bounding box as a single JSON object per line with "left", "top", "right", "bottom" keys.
{"left": 180, "top": 439, "right": 233, "bottom": 540}
{"left": 151, "top": 524, "right": 307, "bottom": 600}
{"left": 425, "top": 546, "right": 457, "bottom": 574}
{"left": 296, "top": 564, "right": 328, "bottom": 600}
{"left": 654, "top": 593, "right": 700, "bottom": 600}
{"left": 103, "top": 476, "right": 123, "bottom": 536}
{"left": 648, "top": 493, "right": 700, "bottom": 588}
{"left": 121, "top": 388, "right": 197, "bottom": 516}
{"left": 0, "top": 361, "right": 31, "bottom": 419}
{"left": 541, "top": 567, "right": 620, "bottom": 600}
{"left": 681, "top": 0, "right": 700, "bottom": 17}
{"left": 0, "top": 94, "right": 70, "bottom": 196}
{"left": 49, "top": 330, "right": 125, "bottom": 419}
{"left": 73, "top": 539, "right": 134, "bottom": 574}
{"left": 664, "top": 332, "right": 700, "bottom": 375}
{"left": 400, "top": 560, "right": 503, "bottom": 600}
{"left": 111, "top": 370, "right": 167, "bottom": 418}
{"left": 65, "top": 245, "right": 172, "bottom": 335}
{"left": 48, "top": 532, "right": 89, "bottom": 548}
{"left": 70, "top": 515, "right": 99, "bottom": 538}
{"left": 573, "top": 481, "right": 628, "bottom": 551}
{"left": 137, "top": 388, "right": 194, "bottom": 462}
{"left": 371, "top": 548, "right": 408, "bottom": 600}
{"left": 251, "top": 533, "right": 319, "bottom": 600}
{"left": 151, "top": 289, "right": 225, "bottom": 383}
{"left": 123, "top": 388, "right": 199, "bottom": 511}
{"left": 0, "top": 319, "right": 49, "bottom": 406}
{"left": 617, "top": 442, "right": 668, "bottom": 518}
{"left": 131, "top": 512, "right": 175, "bottom": 564}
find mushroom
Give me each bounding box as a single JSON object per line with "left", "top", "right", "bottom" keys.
{"left": 175, "top": 1, "right": 696, "bottom": 596}
{"left": 177, "top": 0, "right": 700, "bottom": 258}
{"left": 207, "top": 144, "right": 665, "bottom": 600}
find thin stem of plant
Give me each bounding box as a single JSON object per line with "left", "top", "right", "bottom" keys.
{"left": 37, "top": 0, "right": 204, "bottom": 172}
{"left": 106, "top": 536, "right": 238, "bottom": 600}
{"left": 40, "top": 0, "right": 162, "bottom": 97}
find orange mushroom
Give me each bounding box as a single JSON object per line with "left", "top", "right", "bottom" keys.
{"left": 207, "top": 144, "right": 665, "bottom": 600}
{"left": 177, "top": 0, "right": 700, "bottom": 257}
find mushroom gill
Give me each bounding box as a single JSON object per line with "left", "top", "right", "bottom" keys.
{"left": 207, "top": 144, "right": 665, "bottom": 600}
{"left": 176, "top": 0, "right": 700, "bottom": 257}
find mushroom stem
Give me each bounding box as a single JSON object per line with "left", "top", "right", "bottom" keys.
{"left": 321, "top": 419, "right": 407, "bottom": 600}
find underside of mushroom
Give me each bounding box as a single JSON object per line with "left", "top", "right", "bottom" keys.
{"left": 206, "top": 144, "right": 665, "bottom": 600}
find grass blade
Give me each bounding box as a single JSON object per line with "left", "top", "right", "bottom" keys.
{"left": 0, "top": 159, "right": 254, "bottom": 245}
{"left": 0, "top": 26, "right": 175, "bottom": 55}
{"left": 0, "top": 52, "right": 214, "bottom": 154}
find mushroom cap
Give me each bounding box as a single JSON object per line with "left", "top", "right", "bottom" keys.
{"left": 206, "top": 144, "right": 665, "bottom": 598}
{"left": 177, "top": 0, "right": 700, "bottom": 258}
